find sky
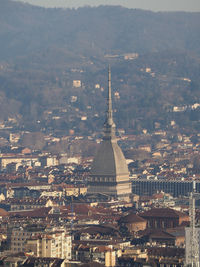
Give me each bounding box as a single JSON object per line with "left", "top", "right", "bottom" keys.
{"left": 14, "top": 0, "right": 200, "bottom": 12}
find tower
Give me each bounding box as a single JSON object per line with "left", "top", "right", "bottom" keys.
{"left": 185, "top": 181, "right": 200, "bottom": 267}
{"left": 88, "top": 67, "right": 132, "bottom": 201}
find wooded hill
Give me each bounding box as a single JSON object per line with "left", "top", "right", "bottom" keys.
{"left": 0, "top": 0, "right": 200, "bottom": 134}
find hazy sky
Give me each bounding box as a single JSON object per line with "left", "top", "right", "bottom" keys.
{"left": 15, "top": 0, "right": 200, "bottom": 12}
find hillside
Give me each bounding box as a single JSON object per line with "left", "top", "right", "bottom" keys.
{"left": 0, "top": 0, "right": 200, "bottom": 135}
{"left": 1, "top": 1, "right": 200, "bottom": 61}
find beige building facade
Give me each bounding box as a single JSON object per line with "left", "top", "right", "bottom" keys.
{"left": 25, "top": 232, "right": 72, "bottom": 259}
{"left": 11, "top": 227, "right": 72, "bottom": 260}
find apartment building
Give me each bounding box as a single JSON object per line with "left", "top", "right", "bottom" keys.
{"left": 10, "top": 226, "right": 44, "bottom": 253}
{"left": 10, "top": 227, "right": 72, "bottom": 260}
{"left": 25, "top": 232, "right": 72, "bottom": 259}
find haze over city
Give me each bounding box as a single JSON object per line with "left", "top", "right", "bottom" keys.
{"left": 14, "top": 0, "right": 200, "bottom": 11}
{"left": 0, "top": 0, "right": 200, "bottom": 265}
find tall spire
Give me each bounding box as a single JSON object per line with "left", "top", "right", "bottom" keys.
{"left": 107, "top": 65, "right": 113, "bottom": 125}
{"left": 103, "top": 66, "right": 116, "bottom": 141}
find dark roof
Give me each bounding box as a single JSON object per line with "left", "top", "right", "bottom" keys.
{"left": 140, "top": 229, "right": 175, "bottom": 239}
{"left": 76, "top": 225, "right": 119, "bottom": 236}
{"left": 81, "top": 262, "right": 105, "bottom": 267}
{"left": 140, "top": 208, "right": 188, "bottom": 219}
{"left": 119, "top": 213, "right": 146, "bottom": 224}
{"left": 149, "top": 230, "right": 175, "bottom": 239}
{"left": 9, "top": 207, "right": 52, "bottom": 218}
{"left": 21, "top": 257, "right": 64, "bottom": 266}
{"left": 147, "top": 247, "right": 185, "bottom": 257}
{"left": 166, "top": 228, "right": 185, "bottom": 237}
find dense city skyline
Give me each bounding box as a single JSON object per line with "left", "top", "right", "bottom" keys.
{"left": 14, "top": 0, "right": 200, "bottom": 11}
{"left": 0, "top": 1, "right": 200, "bottom": 265}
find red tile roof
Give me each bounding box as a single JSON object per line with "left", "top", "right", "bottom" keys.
{"left": 9, "top": 207, "right": 52, "bottom": 218}
{"left": 0, "top": 208, "right": 9, "bottom": 217}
